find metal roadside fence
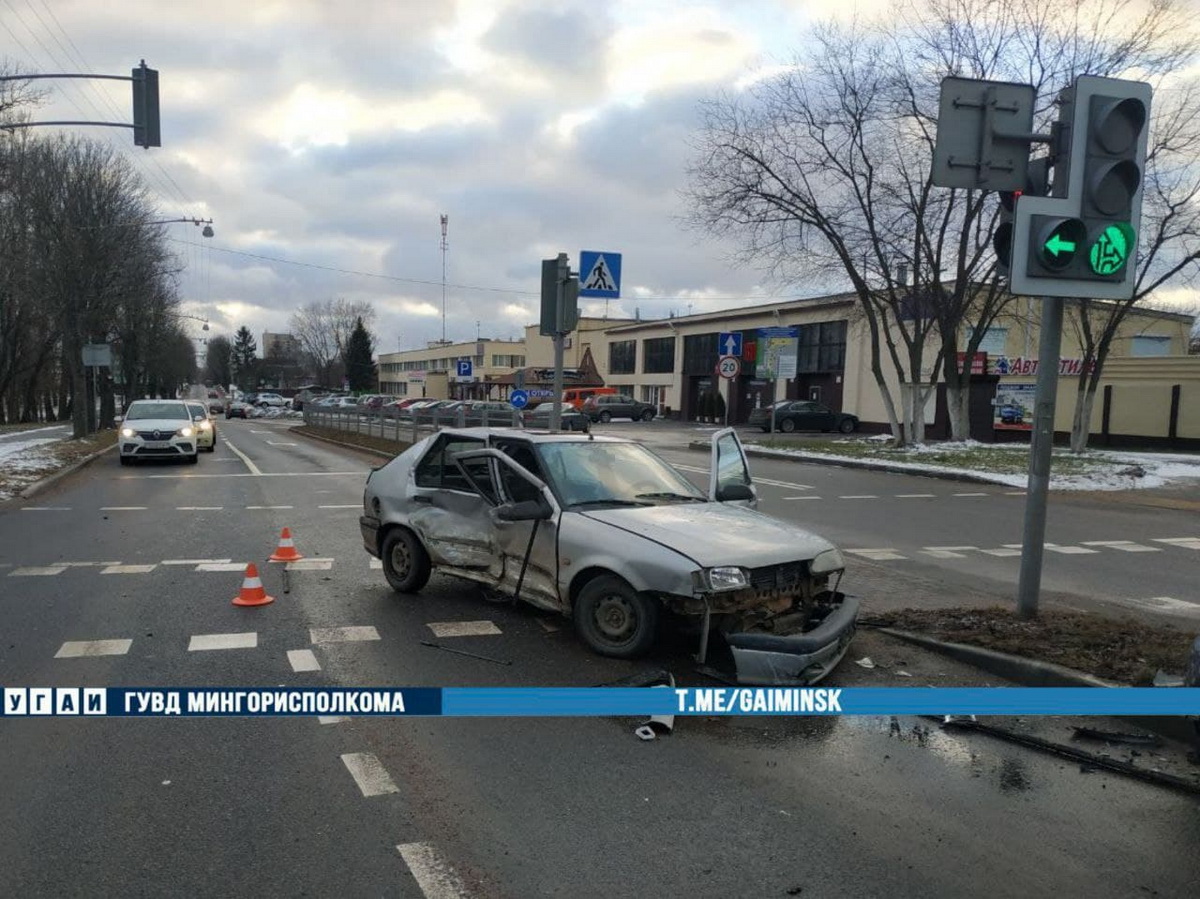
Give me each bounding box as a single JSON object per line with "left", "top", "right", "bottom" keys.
{"left": 302, "top": 404, "right": 524, "bottom": 444}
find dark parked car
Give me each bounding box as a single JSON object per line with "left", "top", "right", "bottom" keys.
{"left": 226, "top": 401, "right": 252, "bottom": 420}
{"left": 521, "top": 402, "right": 590, "bottom": 431}
{"left": 582, "top": 393, "right": 657, "bottom": 423}
{"left": 748, "top": 401, "right": 858, "bottom": 434}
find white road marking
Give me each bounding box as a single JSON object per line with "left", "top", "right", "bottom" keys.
{"left": 1154, "top": 537, "right": 1200, "bottom": 550}
{"left": 318, "top": 716, "right": 348, "bottom": 725}
{"left": 1005, "top": 491, "right": 1027, "bottom": 496}
{"left": 176, "top": 506, "right": 224, "bottom": 511}
{"left": 953, "top": 492, "right": 989, "bottom": 497}
{"left": 980, "top": 548, "right": 1022, "bottom": 556}
{"left": 319, "top": 504, "right": 361, "bottom": 509}
{"left": 285, "top": 558, "right": 334, "bottom": 571}
{"left": 895, "top": 494, "right": 935, "bottom": 498}
{"left": 1114, "top": 596, "right": 1200, "bottom": 616}
{"left": 781, "top": 495, "right": 821, "bottom": 500}
{"left": 396, "top": 842, "right": 471, "bottom": 898}
{"left": 188, "top": 632, "right": 258, "bottom": 651}
{"left": 369, "top": 558, "right": 383, "bottom": 570}
{"left": 162, "top": 558, "right": 233, "bottom": 565}
{"left": 341, "top": 753, "right": 400, "bottom": 797}
{"left": 55, "top": 639, "right": 133, "bottom": 658}
{"left": 10, "top": 566, "right": 67, "bottom": 576}
{"left": 101, "top": 564, "right": 157, "bottom": 574}
{"left": 754, "top": 478, "right": 814, "bottom": 491}
{"left": 1081, "top": 541, "right": 1160, "bottom": 552}
{"left": 246, "top": 505, "right": 294, "bottom": 510}
{"left": 845, "top": 548, "right": 908, "bottom": 561}
{"left": 21, "top": 506, "right": 71, "bottom": 511}
{"left": 142, "top": 471, "right": 363, "bottom": 478}
{"left": 196, "top": 562, "right": 248, "bottom": 572}
{"left": 311, "top": 626, "right": 380, "bottom": 644}
{"left": 250, "top": 430, "right": 269, "bottom": 433}
{"left": 100, "top": 506, "right": 147, "bottom": 511}
{"left": 840, "top": 495, "right": 878, "bottom": 500}
{"left": 427, "top": 621, "right": 502, "bottom": 638}
{"left": 921, "top": 549, "right": 968, "bottom": 559}
{"left": 222, "top": 437, "right": 262, "bottom": 475}
{"left": 62, "top": 561, "right": 121, "bottom": 567}
{"left": 267, "top": 441, "right": 298, "bottom": 446}
{"left": 287, "top": 649, "right": 321, "bottom": 672}
{"left": 1045, "top": 544, "right": 1100, "bottom": 555}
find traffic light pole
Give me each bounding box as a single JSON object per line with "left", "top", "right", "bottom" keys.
{"left": 549, "top": 253, "right": 569, "bottom": 432}
{"left": 1016, "top": 295, "right": 1063, "bottom": 618}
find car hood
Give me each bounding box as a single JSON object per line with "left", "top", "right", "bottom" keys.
{"left": 123, "top": 418, "right": 189, "bottom": 431}
{"left": 579, "top": 502, "right": 837, "bottom": 568}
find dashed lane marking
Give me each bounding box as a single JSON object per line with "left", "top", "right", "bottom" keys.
{"left": 895, "top": 494, "right": 935, "bottom": 498}
{"left": 177, "top": 506, "right": 224, "bottom": 511}
{"left": 920, "top": 546, "right": 977, "bottom": 558}
{"left": 311, "top": 626, "right": 380, "bottom": 644}
{"left": 396, "top": 842, "right": 471, "bottom": 898}
{"left": 100, "top": 506, "right": 147, "bottom": 511}
{"left": 285, "top": 558, "right": 334, "bottom": 571}
{"left": 953, "top": 493, "right": 989, "bottom": 497}
{"left": 1005, "top": 491, "right": 1027, "bottom": 496}
{"left": 246, "top": 505, "right": 294, "bottom": 510}
{"left": 196, "top": 562, "right": 249, "bottom": 572}
{"left": 287, "top": 649, "right": 321, "bottom": 672}
{"left": 188, "top": 632, "right": 258, "bottom": 651}
{"left": 980, "top": 548, "right": 1022, "bottom": 556}
{"left": 427, "top": 621, "right": 502, "bottom": 638}
{"left": 55, "top": 639, "right": 133, "bottom": 658}
{"left": 319, "top": 504, "right": 362, "bottom": 509}
{"left": 140, "top": 472, "right": 364, "bottom": 478}
{"left": 267, "top": 441, "right": 298, "bottom": 446}
{"left": 840, "top": 495, "right": 878, "bottom": 500}
{"left": 1045, "top": 544, "right": 1100, "bottom": 555}
{"left": 341, "top": 753, "right": 400, "bottom": 798}
{"left": 10, "top": 566, "right": 68, "bottom": 576}
{"left": 62, "top": 561, "right": 121, "bottom": 567}
{"left": 781, "top": 496, "right": 821, "bottom": 500}
{"left": 1081, "top": 541, "right": 1160, "bottom": 552}
{"left": 101, "top": 564, "right": 157, "bottom": 574}
{"left": 1154, "top": 537, "right": 1200, "bottom": 550}
{"left": 162, "top": 558, "right": 233, "bottom": 565}
{"left": 845, "top": 548, "right": 907, "bottom": 561}
{"left": 21, "top": 506, "right": 71, "bottom": 511}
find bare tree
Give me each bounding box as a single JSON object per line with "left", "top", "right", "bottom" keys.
{"left": 687, "top": 0, "right": 1198, "bottom": 444}
{"left": 290, "top": 298, "right": 376, "bottom": 386}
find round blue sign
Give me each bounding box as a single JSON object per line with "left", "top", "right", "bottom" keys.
{"left": 509, "top": 390, "right": 529, "bottom": 409}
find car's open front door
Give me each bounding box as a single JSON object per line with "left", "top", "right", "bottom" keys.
{"left": 709, "top": 428, "right": 757, "bottom": 507}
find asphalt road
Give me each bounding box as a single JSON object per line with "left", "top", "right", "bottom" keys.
{"left": 1, "top": 419, "right": 1197, "bottom": 897}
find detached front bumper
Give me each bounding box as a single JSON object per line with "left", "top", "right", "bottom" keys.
{"left": 725, "top": 595, "right": 860, "bottom": 686}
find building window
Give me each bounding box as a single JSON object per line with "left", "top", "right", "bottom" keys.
{"left": 1131, "top": 335, "right": 1170, "bottom": 356}
{"left": 490, "top": 354, "right": 525, "bottom": 367}
{"left": 797, "top": 321, "right": 847, "bottom": 372}
{"left": 641, "top": 385, "right": 663, "bottom": 406}
{"left": 609, "top": 340, "right": 636, "bottom": 374}
{"left": 966, "top": 326, "right": 1009, "bottom": 355}
{"left": 642, "top": 337, "right": 676, "bottom": 374}
{"left": 682, "top": 333, "right": 719, "bottom": 375}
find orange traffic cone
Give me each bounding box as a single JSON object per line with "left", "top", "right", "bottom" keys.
{"left": 232, "top": 563, "right": 274, "bottom": 607}
{"left": 269, "top": 527, "right": 304, "bottom": 562}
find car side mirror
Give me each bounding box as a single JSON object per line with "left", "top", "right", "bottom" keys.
{"left": 496, "top": 496, "right": 554, "bottom": 522}
{"left": 716, "top": 483, "right": 754, "bottom": 502}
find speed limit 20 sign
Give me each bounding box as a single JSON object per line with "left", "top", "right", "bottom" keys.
{"left": 716, "top": 355, "right": 741, "bottom": 379}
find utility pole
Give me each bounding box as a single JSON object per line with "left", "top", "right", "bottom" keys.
{"left": 440, "top": 214, "right": 448, "bottom": 344}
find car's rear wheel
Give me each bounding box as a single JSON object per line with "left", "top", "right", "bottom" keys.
{"left": 838, "top": 418, "right": 856, "bottom": 434}
{"left": 640, "top": 408, "right": 654, "bottom": 421}
{"left": 573, "top": 575, "right": 659, "bottom": 659}
{"left": 381, "top": 528, "right": 431, "bottom": 594}
{"left": 599, "top": 410, "right": 612, "bottom": 423}
{"left": 780, "top": 417, "right": 796, "bottom": 433}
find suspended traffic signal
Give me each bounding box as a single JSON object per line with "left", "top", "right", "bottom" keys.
{"left": 132, "top": 60, "right": 160, "bottom": 148}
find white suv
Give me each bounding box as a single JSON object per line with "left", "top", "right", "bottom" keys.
{"left": 256, "top": 392, "right": 286, "bottom": 408}
{"left": 118, "top": 400, "right": 200, "bottom": 465}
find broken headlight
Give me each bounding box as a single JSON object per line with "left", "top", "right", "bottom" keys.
{"left": 696, "top": 566, "right": 749, "bottom": 592}
{"left": 810, "top": 548, "right": 845, "bottom": 575}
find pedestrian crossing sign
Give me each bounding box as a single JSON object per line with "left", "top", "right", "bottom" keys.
{"left": 579, "top": 251, "right": 621, "bottom": 298}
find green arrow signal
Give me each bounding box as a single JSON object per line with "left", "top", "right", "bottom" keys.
{"left": 1044, "top": 233, "right": 1076, "bottom": 257}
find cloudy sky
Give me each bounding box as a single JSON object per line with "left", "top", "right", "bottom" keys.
{"left": 5, "top": 0, "right": 1193, "bottom": 356}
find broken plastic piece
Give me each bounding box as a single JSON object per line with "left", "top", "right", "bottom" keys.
{"left": 635, "top": 725, "right": 656, "bottom": 741}
{"left": 854, "top": 657, "right": 876, "bottom": 669}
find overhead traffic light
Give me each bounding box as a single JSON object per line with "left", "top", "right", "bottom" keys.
{"left": 131, "top": 60, "right": 160, "bottom": 148}
{"left": 1009, "top": 75, "right": 1152, "bottom": 300}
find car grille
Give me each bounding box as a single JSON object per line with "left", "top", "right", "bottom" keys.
{"left": 136, "top": 446, "right": 179, "bottom": 455}
{"left": 747, "top": 561, "right": 808, "bottom": 591}
{"left": 136, "top": 430, "right": 175, "bottom": 440}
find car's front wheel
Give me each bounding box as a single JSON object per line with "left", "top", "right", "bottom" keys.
{"left": 381, "top": 528, "right": 431, "bottom": 594}
{"left": 640, "top": 408, "right": 654, "bottom": 422}
{"left": 599, "top": 410, "right": 612, "bottom": 423}
{"left": 838, "top": 418, "right": 857, "bottom": 434}
{"left": 780, "top": 417, "right": 796, "bottom": 433}
{"left": 572, "top": 574, "right": 659, "bottom": 659}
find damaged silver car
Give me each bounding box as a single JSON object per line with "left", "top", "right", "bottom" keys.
{"left": 359, "top": 427, "right": 859, "bottom": 685}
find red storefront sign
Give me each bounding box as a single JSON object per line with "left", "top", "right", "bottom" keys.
{"left": 956, "top": 352, "right": 988, "bottom": 375}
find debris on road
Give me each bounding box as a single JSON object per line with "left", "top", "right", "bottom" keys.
{"left": 1072, "top": 727, "right": 1164, "bottom": 748}
{"left": 854, "top": 657, "right": 876, "bottom": 669}
{"left": 419, "top": 640, "right": 512, "bottom": 666}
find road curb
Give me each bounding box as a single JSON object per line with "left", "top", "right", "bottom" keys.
{"left": 686, "top": 441, "right": 1007, "bottom": 486}
{"left": 878, "top": 627, "right": 1197, "bottom": 744}
{"left": 289, "top": 426, "right": 401, "bottom": 460}
{"left": 19, "top": 441, "right": 117, "bottom": 499}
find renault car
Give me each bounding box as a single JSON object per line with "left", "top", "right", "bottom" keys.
{"left": 118, "top": 399, "right": 200, "bottom": 465}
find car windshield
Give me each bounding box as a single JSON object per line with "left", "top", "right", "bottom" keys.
{"left": 536, "top": 441, "right": 704, "bottom": 508}
{"left": 126, "top": 402, "right": 189, "bottom": 420}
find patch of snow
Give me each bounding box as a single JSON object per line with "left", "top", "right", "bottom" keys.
{"left": 0, "top": 437, "right": 63, "bottom": 462}
{"left": 0, "top": 425, "right": 69, "bottom": 442}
